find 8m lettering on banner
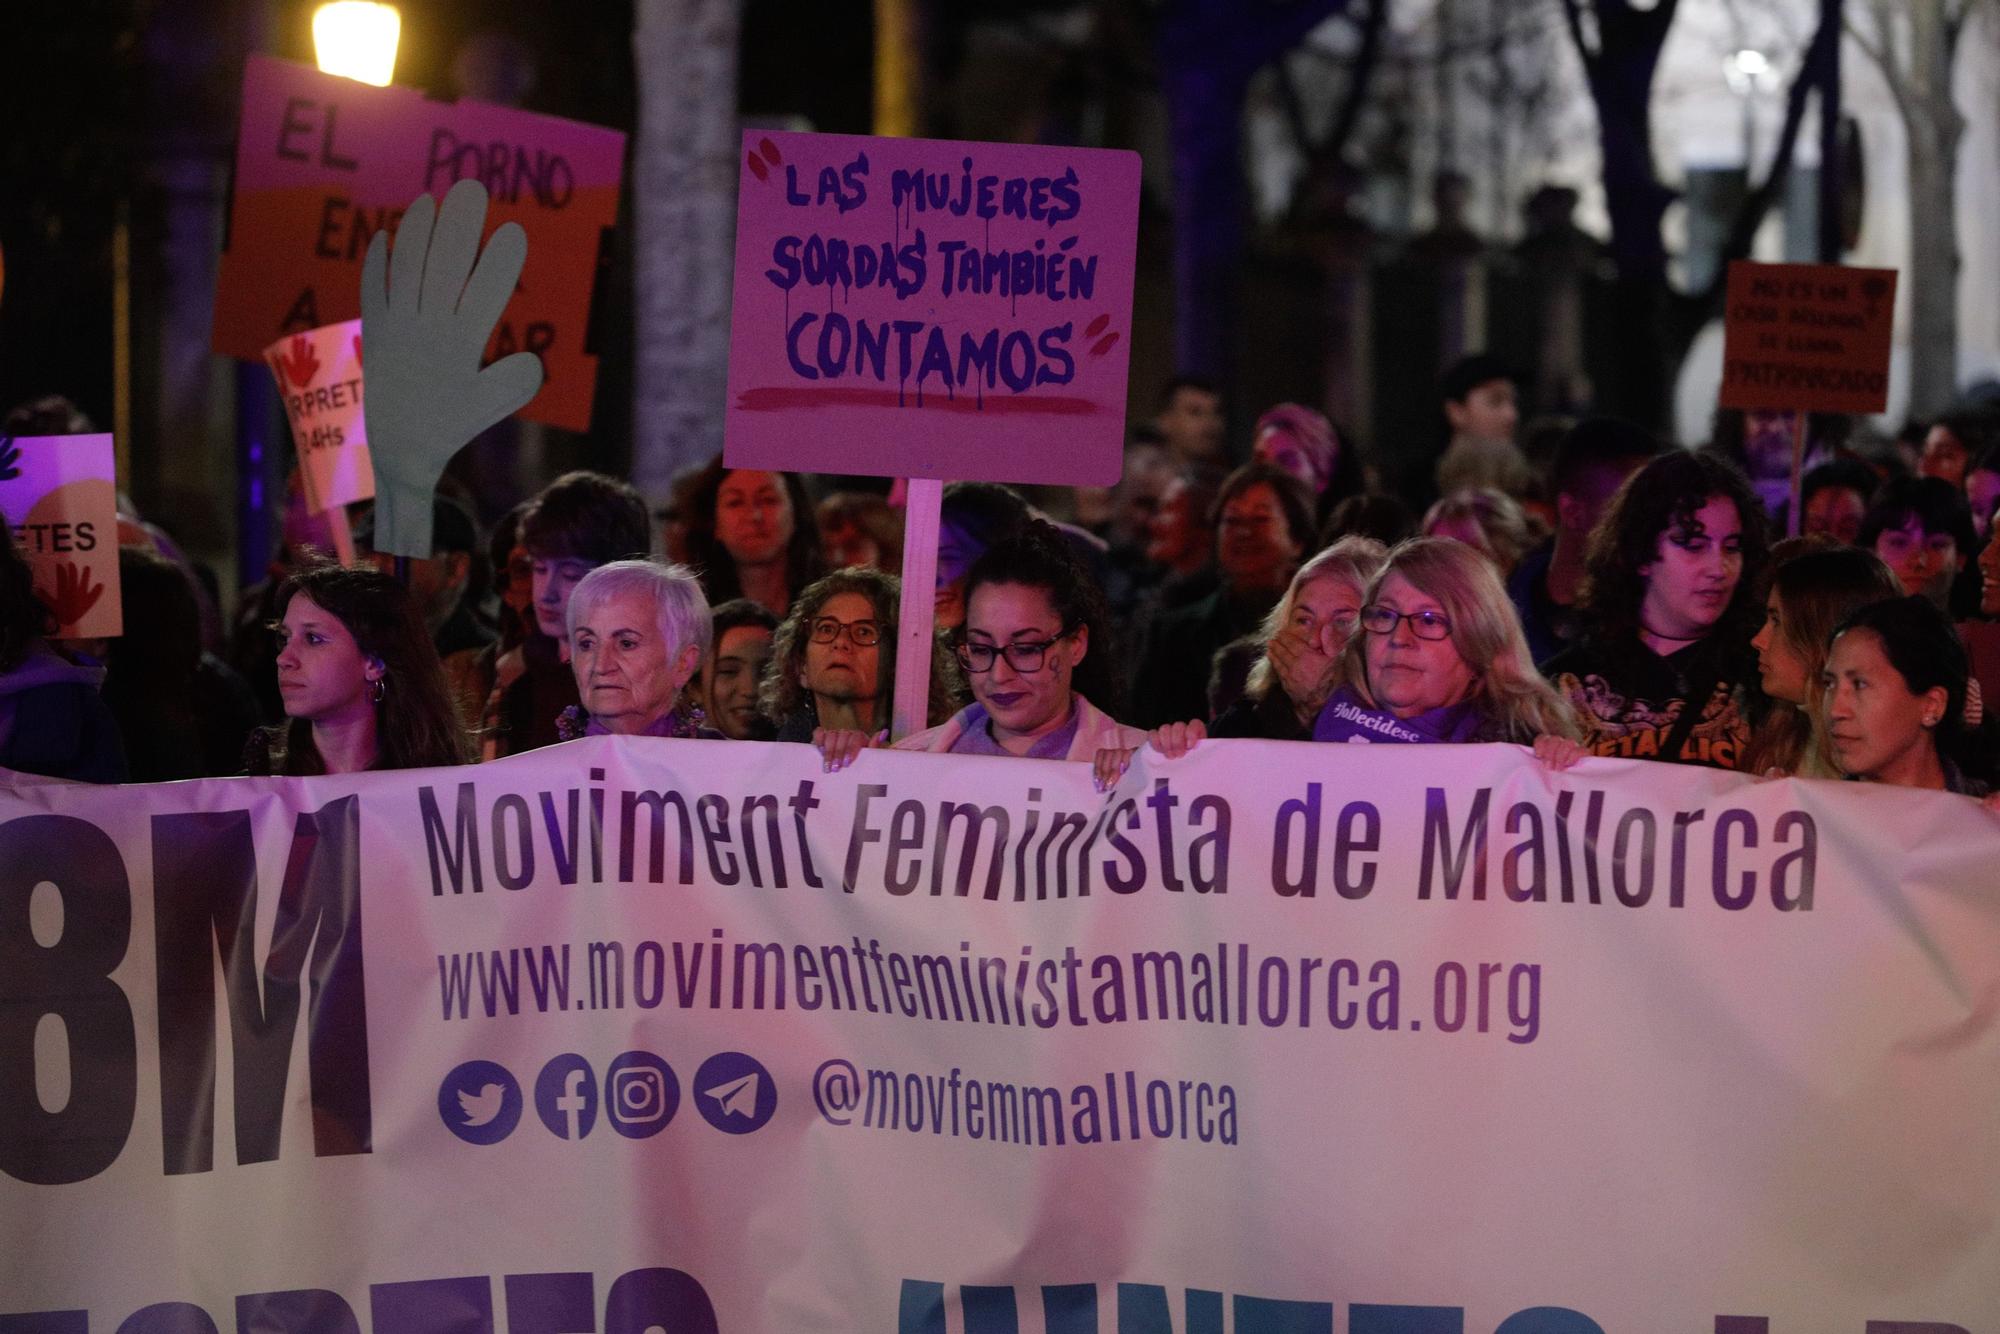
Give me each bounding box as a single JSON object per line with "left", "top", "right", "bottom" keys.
{"left": 0, "top": 804, "right": 369, "bottom": 1186}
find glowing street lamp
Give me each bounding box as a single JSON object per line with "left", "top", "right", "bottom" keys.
{"left": 1723, "top": 48, "right": 1777, "bottom": 97}
{"left": 313, "top": 2, "right": 401, "bottom": 87}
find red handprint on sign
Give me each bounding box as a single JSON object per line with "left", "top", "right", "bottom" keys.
{"left": 275, "top": 335, "right": 322, "bottom": 390}
{"left": 42, "top": 562, "right": 106, "bottom": 630}
{"left": 744, "top": 136, "right": 784, "bottom": 183}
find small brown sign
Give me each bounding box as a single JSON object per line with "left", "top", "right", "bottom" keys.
{"left": 1719, "top": 261, "right": 1897, "bottom": 414}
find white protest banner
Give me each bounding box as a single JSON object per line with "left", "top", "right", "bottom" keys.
{"left": 0, "top": 432, "right": 122, "bottom": 639}
{"left": 264, "top": 318, "right": 374, "bottom": 516}
{"left": 2, "top": 738, "right": 1996, "bottom": 1332}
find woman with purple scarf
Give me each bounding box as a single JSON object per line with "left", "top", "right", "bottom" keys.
{"left": 1314, "top": 538, "right": 1578, "bottom": 746}
{"left": 1107, "top": 538, "right": 1577, "bottom": 779}
{"left": 557, "top": 560, "right": 721, "bottom": 742}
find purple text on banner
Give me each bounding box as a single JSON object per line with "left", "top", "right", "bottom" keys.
{"left": 724, "top": 131, "right": 1140, "bottom": 487}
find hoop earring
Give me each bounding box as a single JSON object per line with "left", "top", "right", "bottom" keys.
{"left": 370, "top": 676, "right": 387, "bottom": 704}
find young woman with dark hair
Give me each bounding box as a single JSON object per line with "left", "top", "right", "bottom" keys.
{"left": 1823, "top": 597, "right": 1985, "bottom": 794}
{"left": 895, "top": 521, "right": 1143, "bottom": 760}
{"left": 245, "top": 564, "right": 469, "bottom": 775}
{"left": 1857, "top": 476, "right": 1977, "bottom": 614}
{"left": 701, "top": 599, "right": 780, "bottom": 741}
{"left": 1542, "top": 451, "right": 1769, "bottom": 770}
{"left": 0, "top": 517, "right": 127, "bottom": 782}
{"left": 681, "top": 459, "right": 825, "bottom": 619}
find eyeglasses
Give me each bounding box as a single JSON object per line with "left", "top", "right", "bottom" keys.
{"left": 955, "top": 628, "right": 1073, "bottom": 673}
{"left": 1359, "top": 604, "right": 1452, "bottom": 641}
{"left": 809, "top": 617, "right": 882, "bottom": 647}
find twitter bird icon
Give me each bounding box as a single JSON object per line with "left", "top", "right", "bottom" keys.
{"left": 439, "top": 1060, "right": 522, "bottom": 1144}
{"left": 458, "top": 1084, "right": 508, "bottom": 1126}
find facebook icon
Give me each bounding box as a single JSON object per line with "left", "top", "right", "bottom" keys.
{"left": 533, "top": 1054, "right": 599, "bottom": 1140}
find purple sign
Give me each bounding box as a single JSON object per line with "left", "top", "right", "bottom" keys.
{"left": 724, "top": 131, "right": 1140, "bottom": 486}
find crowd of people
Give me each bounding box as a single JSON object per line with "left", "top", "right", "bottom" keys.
{"left": 4, "top": 356, "right": 2000, "bottom": 807}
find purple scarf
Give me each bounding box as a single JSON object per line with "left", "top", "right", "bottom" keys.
{"left": 1312, "top": 684, "right": 1484, "bottom": 745}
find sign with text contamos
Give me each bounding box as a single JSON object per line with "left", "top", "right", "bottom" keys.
{"left": 1719, "top": 260, "right": 1898, "bottom": 414}
{"left": 724, "top": 131, "right": 1140, "bottom": 485}
{"left": 0, "top": 433, "right": 121, "bottom": 638}
{"left": 213, "top": 56, "right": 624, "bottom": 431}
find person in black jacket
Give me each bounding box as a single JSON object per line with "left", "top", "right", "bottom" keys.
{"left": 1542, "top": 451, "right": 1769, "bottom": 771}
{"left": 1127, "top": 465, "right": 1315, "bottom": 729}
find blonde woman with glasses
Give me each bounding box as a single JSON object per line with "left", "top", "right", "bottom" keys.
{"left": 1098, "top": 538, "right": 1576, "bottom": 786}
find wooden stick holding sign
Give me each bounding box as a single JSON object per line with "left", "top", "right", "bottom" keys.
{"left": 891, "top": 479, "right": 944, "bottom": 739}
{"left": 722, "top": 129, "right": 1139, "bottom": 743}
{"left": 1720, "top": 260, "right": 1898, "bottom": 537}
{"left": 1789, "top": 408, "right": 1808, "bottom": 538}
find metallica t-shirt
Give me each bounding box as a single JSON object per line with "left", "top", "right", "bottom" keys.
{"left": 1542, "top": 635, "right": 1755, "bottom": 770}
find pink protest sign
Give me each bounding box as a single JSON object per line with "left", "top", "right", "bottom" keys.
{"left": 724, "top": 131, "right": 1140, "bottom": 486}
{"left": 214, "top": 55, "right": 625, "bottom": 431}
{"left": 264, "top": 319, "right": 374, "bottom": 514}
{"left": 0, "top": 434, "right": 122, "bottom": 640}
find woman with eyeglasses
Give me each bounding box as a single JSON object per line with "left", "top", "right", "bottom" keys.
{"left": 772, "top": 568, "right": 962, "bottom": 766}
{"left": 895, "top": 521, "right": 1144, "bottom": 760}
{"left": 1312, "top": 537, "right": 1578, "bottom": 745}
{"left": 1097, "top": 538, "right": 1575, "bottom": 786}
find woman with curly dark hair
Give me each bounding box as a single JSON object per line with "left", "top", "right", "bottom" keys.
{"left": 0, "top": 516, "right": 126, "bottom": 782}
{"left": 1541, "top": 450, "right": 1770, "bottom": 770}
{"left": 761, "top": 566, "right": 960, "bottom": 753}
{"left": 681, "top": 457, "right": 825, "bottom": 619}
{"left": 895, "top": 520, "right": 1143, "bottom": 760}
{"left": 244, "top": 564, "right": 470, "bottom": 775}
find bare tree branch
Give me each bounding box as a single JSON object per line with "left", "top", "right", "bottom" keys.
{"left": 1560, "top": 0, "right": 1594, "bottom": 65}
{"left": 1322, "top": 0, "right": 1386, "bottom": 164}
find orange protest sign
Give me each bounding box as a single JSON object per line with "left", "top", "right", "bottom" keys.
{"left": 212, "top": 57, "right": 624, "bottom": 432}
{"left": 1719, "top": 261, "right": 1897, "bottom": 414}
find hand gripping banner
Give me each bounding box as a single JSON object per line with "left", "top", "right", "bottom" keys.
{"left": 2, "top": 738, "right": 1996, "bottom": 1332}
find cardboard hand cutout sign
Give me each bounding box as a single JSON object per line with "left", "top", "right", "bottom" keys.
{"left": 360, "top": 179, "right": 543, "bottom": 556}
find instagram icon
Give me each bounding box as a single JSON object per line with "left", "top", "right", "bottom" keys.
{"left": 604, "top": 1052, "right": 680, "bottom": 1138}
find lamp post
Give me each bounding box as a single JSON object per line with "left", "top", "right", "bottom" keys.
{"left": 312, "top": 2, "right": 401, "bottom": 87}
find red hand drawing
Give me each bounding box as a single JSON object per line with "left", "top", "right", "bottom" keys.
{"left": 745, "top": 136, "right": 784, "bottom": 183}
{"left": 276, "top": 335, "right": 322, "bottom": 390}
{"left": 1085, "top": 314, "right": 1121, "bottom": 357}
{"left": 44, "top": 562, "right": 105, "bottom": 629}
{"left": 352, "top": 333, "right": 364, "bottom": 368}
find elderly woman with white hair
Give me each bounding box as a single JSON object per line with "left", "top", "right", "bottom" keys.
{"left": 555, "top": 559, "right": 720, "bottom": 741}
